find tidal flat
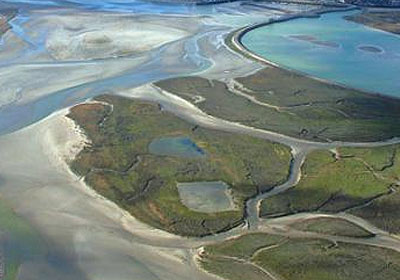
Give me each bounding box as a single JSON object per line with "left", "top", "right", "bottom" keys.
{"left": 0, "top": 199, "right": 47, "bottom": 280}
{"left": 1, "top": 1, "right": 400, "bottom": 280}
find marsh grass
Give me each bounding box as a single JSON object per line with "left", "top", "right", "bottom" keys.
{"left": 68, "top": 95, "right": 291, "bottom": 236}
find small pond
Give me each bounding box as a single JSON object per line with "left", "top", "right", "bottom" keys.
{"left": 177, "top": 181, "right": 236, "bottom": 213}
{"left": 148, "top": 136, "right": 205, "bottom": 158}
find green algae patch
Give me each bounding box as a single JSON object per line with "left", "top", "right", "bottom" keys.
{"left": 0, "top": 199, "right": 46, "bottom": 280}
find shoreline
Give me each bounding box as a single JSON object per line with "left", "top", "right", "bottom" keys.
{"left": 227, "top": 6, "right": 400, "bottom": 102}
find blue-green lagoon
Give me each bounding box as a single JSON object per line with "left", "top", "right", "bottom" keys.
{"left": 241, "top": 11, "right": 400, "bottom": 97}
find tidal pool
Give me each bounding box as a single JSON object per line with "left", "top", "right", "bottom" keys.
{"left": 148, "top": 136, "right": 205, "bottom": 158}
{"left": 241, "top": 11, "right": 400, "bottom": 97}
{"left": 177, "top": 181, "right": 236, "bottom": 213}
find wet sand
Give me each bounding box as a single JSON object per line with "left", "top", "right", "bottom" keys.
{"left": 1, "top": 2, "right": 400, "bottom": 280}
{"left": 0, "top": 109, "right": 222, "bottom": 280}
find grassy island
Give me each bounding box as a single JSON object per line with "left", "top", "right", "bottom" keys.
{"left": 200, "top": 233, "right": 400, "bottom": 280}
{"left": 156, "top": 68, "right": 400, "bottom": 142}
{"left": 67, "top": 95, "right": 291, "bottom": 236}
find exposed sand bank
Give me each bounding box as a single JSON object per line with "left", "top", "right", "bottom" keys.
{"left": 0, "top": 108, "right": 221, "bottom": 280}
{"left": 43, "top": 13, "right": 193, "bottom": 61}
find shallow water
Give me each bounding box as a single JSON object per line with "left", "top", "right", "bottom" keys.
{"left": 241, "top": 11, "right": 400, "bottom": 97}
{"left": 0, "top": 0, "right": 272, "bottom": 136}
{"left": 149, "top": 136, "right": 205, "bottom": 158}
{"left": 177, "top": 181, "right": 235, "bottom": 213}
{"left": 0, "top": 199, "right": 47, "bottom": 280}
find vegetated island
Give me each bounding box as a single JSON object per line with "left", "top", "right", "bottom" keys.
{"left": 155, "top": 66, "right": 400, "bottom": 142}
{"left": 68, "top": 95, "right": 291, "bottom": 237}
{"left": 345, "top": 10, "right": 400, "bottom": 34}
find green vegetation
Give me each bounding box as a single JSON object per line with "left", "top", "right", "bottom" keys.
{"left": 68, "top": 95, "right": 291, "bottom": 236}
{"left": 201, "top": 233, "right": 285, "bottom": 280}
{"left": 155, "top": 68, "right": 400, "bottom": 142}
{"left": 254, "top": 238, "right": 400, "bottom": 280}
{"left": 342, "top": 145, "right": 400, "bottom": 234}
{"left": 201, "top": 257, "right": 272, "bottom": 280}
{"left": 0, "top": 199, "right": 46, "bottom": 280}
{"left": 345, "top": 11, "right": 400, "bottom": 35}
{"left": 260, "top": 145, "right": 400, "bottom": 233}
{"left": 291, "top": 217, "right": 374, "bottom": 238}
{"left": 204, "top": 233, "right": 285, "bottom": 259}
{"left": 349, "top": 189, "right": 400, "bottom": 235}
{"left": 201, "top": 233, "right": 400, "bottom": 280}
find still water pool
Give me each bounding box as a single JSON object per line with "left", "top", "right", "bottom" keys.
{"left": 148, "top": 136, "right": 205, "bottom": 158}
{"left": 177, "top": 181, "right": 235, "bottom": 213}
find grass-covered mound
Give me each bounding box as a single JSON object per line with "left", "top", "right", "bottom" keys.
{"left": 156, "top": 67, "right": 400, "bottom": 142}
{"left": 200, "top": 233, "right": 400, "bottom": 280}
{"left": 260, "top": 145, "right": 400, "bottom": 233}
{"left": 291, "top": 217, "right": 374, "bottom": 238}
{"left": 68, "top": 95, "right": 291, "bottom": 236}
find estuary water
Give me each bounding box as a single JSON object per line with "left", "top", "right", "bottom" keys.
{"left": 241, "top": 11, "right": 400, "bottom": 98}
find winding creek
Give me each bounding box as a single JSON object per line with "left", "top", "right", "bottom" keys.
{"left": 1, "top": 1, "right": 400, "bottom": 280}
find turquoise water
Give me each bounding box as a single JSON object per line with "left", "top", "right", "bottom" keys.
{"left": 148, "top": 137, "right": 205, "bottom": 158}
{"left": 242, "top": 11, "right": 400, "bottom": 98}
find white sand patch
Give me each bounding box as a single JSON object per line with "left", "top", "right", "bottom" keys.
{"left": 0, "top": 55, "right": 147, "bottom": 107}
{"left": 43, "top": 109, "right": 90, "bottom": 166}
{"left": 44, "top": 13, "right": 189, "bottom": 60}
